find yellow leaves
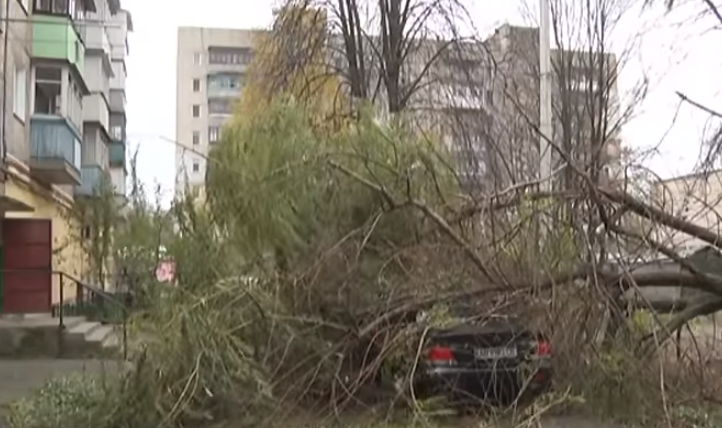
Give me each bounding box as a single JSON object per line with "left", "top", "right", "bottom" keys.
{"left": 234, "top": 4, "right": 347, "bottom": 134}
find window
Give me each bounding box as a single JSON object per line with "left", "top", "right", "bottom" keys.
{"left": 193, "top": 53, "right": 202, "bottom": 65}
{"left": 13, "top": 67, "right": 27, "bottom": 121}
{"left": 192, "top": 104, "right": 200, "bottom": 117}
{"left": 208, "top": 126, "right": 220, "bottom": 143}
{"left": 33, "top": 0, "right": 84, "bottom": 20}
{"left": 192, "top": 78, "right": 200, "bottom": 92}
{"left": 207, "top": 73, "right": 243, "bottom": 92}
{"left": 34, "top": 66, "right": 62, "bottom": 115}
{"left": 208, "top": 47, "right": 253, "bottom": 65}
{"left": 110, "top": 125, "right": 122, "bottom": 140}
{"left": 66, "top": 73, "right": 83, "bottom": 129}
{"left": 192, "top": 160, "right": 200, "bottom": 172}
{"left": 192, "top": 131, "right": 200, "bottom": 145}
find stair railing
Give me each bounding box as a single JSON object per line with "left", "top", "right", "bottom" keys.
{"left": 0, "top": 268, "right": 130, "bottom": 359}
{"left": 60, "top": 272, "right": 130, "bottom": 360}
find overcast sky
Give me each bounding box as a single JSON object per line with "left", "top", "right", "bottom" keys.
{"left": 121, "top": 0, "right": 721, "bottom": 206}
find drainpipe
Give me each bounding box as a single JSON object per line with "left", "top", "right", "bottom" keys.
{"left": 1, "top": 0, "right": 11, "bottom": 180}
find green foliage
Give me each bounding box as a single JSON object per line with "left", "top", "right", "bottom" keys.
{"left": 207, "top": 99, "right": 457, "bottom": 273}
{"left": 7, "top": 373, "right": 123, "bottom": 428}
{"left": 675, "top": 405, "right": 722, "bottom": 428}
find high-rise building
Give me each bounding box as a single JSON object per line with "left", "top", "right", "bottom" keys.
{"left": 0, "top": 0, "right": 132, "bottom": 314}
{"left": 482, "top": 25, "right": 622, "bottom": 190}
{"left": 174, "top": 24, "right": 622, "bottom": 196}
{"left": 175, "top": 27, "right": 258, "bottom": 197}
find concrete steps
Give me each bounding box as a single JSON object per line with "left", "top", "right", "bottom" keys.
{"left": 0, "top": 314, "right": 122, "bottom": 358}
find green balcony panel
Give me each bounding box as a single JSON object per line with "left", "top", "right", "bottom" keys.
{"left": 32, "top": 15, "right": 84, "bottom": 71}
{"left": 29, "top": 115, "right": 82, "bottom": 185}
{"left": 109, "top": 140, "right": 125, "bottom": 167}
{"left": 76, "top": 165, "right": 107, "bottom": 196}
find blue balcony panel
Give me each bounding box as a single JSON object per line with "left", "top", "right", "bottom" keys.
{"left": 29, "top": 114, "right": 82, "bottom": 185}
{"left": 75, "top": 165, "right": 107, "bottom": 197}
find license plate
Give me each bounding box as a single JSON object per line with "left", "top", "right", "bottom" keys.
{"left": 474, "top": 346, "right": 517, "bottom": 359}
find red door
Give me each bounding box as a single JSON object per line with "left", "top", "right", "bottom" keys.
{"left": 1, "top": 219, "right": 52, "bottom": 313}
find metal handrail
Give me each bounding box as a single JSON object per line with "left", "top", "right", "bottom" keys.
{"left": 0, "top": 268, "right": 130, "bottom": 359}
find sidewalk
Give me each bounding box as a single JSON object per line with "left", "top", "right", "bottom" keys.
{"left": 0, "top": 359, "right": 122, "bottom": 407}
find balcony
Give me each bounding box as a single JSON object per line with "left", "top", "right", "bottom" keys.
{"left": 83, "top": 93, "right": 110, "bottom": 132}
{"left": 110, "top": 61, "right": 126, "bottom": 90}
{"left": 109, "top": 140, "right": 125, "bottom": 167}
{"left": 32, "top": 15, "right": 85, "bottom": 72}
{"left": 76, "top": 165, "right": 108, "bottom": 196}
{"left": 109, "top": 90, "right": 126, "bottom": 114}
{"left": 207, "top": 73, "right": 243, "bottom": 98}
{"left": 79, "top": 23, "right": 111, "bottom": 57}
{"left": 29, "top": 115, "right": 82, "bottom": 185}
{"left": 110, "top": 166, "right": 126, "bottom": 196}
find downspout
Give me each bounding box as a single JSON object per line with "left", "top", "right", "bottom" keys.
{"left": 1, "top": 0, "right": 12, "bottom": 178}
{"left": 0, "top": 0, "right": 10, "bottom": 314}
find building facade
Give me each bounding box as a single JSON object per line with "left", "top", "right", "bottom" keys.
{"left": 175, "top": 27, "right": 257, "bottom": 196}
{"left": 0, "top": 0, "right": 132, "bottom": 314}
{"left": 651, "top": 170, "right": 722, "bottom": 253}
{"left": 174, "top": 23, "right": 622, "bottom": 196}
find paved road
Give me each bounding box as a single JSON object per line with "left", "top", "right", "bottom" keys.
{"left": 0, "top": 361, "right": 632, "bottom": 428}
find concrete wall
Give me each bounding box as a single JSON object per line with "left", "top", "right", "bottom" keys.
{"left": 5, "top": 0, "right": 33, "bottom": 163}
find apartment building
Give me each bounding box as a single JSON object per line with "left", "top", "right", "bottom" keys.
{"left": 175, "top": 27, "right": 258, "bottom": 196}
{"left": 78, "top": 3, "right": 131, "bottom": 200}
{"left": 481, "top": 25, "right": 623, "bottom": 190}
{"left": 174, "top": 23, "right": 622, "bottom": 195}
{"left": 0, "top": 0, "right": 131, "bottom": 314}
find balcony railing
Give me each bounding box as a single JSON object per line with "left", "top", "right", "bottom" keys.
{"left": 76, "top": 165, "right": 108, "bottom": 196}
{"left": 29, "top": 115, "right": 82, "bottom": 185}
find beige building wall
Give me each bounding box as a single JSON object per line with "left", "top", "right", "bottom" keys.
{"left": 651, "top": 169, "right": 722, "bottom": 252}
{"left": 175, "top": 27, "right": 260, "bottom": 197}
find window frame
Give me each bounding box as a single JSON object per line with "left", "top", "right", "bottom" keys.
{"left": 192, "top": 104, "right": 200, "bottom": 118}
{"left": 13, "top": 67, "right": 27, "bottom": 122}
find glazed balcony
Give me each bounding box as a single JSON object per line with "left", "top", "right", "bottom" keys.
{"left": 29, "top": 115, "right": 82, "bottom": 185}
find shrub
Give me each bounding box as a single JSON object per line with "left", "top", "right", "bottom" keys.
{"left": 7, "top": 373, "right": 123, "bottom": 428}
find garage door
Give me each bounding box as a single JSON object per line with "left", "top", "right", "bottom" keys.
{"left": 1, "top": 219, "right": 52, "bottom": 313}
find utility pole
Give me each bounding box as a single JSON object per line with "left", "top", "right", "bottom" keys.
{"left": 539, "top": 0, "right": 552, "bottom": 192}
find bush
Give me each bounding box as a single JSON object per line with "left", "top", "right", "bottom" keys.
{"left": 7, "top": 373, "right": 123, "bottom": 428}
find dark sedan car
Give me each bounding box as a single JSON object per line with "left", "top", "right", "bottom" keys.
{"left": 413, "top": 316, "right": 551, "bottom": 406}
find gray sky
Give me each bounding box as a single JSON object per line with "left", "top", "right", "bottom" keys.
{"left": 122, "top": 0, "right": 721, "bottom": 205}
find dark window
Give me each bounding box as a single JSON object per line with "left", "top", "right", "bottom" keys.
{"left": 34, "top": 66, "right": 62, "bottom": 115}
{"left": 33, "top": 0, "right": 84, "bottom": 20}
{"left": 192, "top": 105, "right": 200, "bottom": 117}
{"left": 208, "top": 47, "right": 253, "bottom": 65}
{"left": 192, "top": 161, "right": 200, "bottom": 172}
{"left": 192, "top": 79, "right": 200, "bottom": 92}
{"left": 192, "top": 131, "right": 200, "bottom": 145}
